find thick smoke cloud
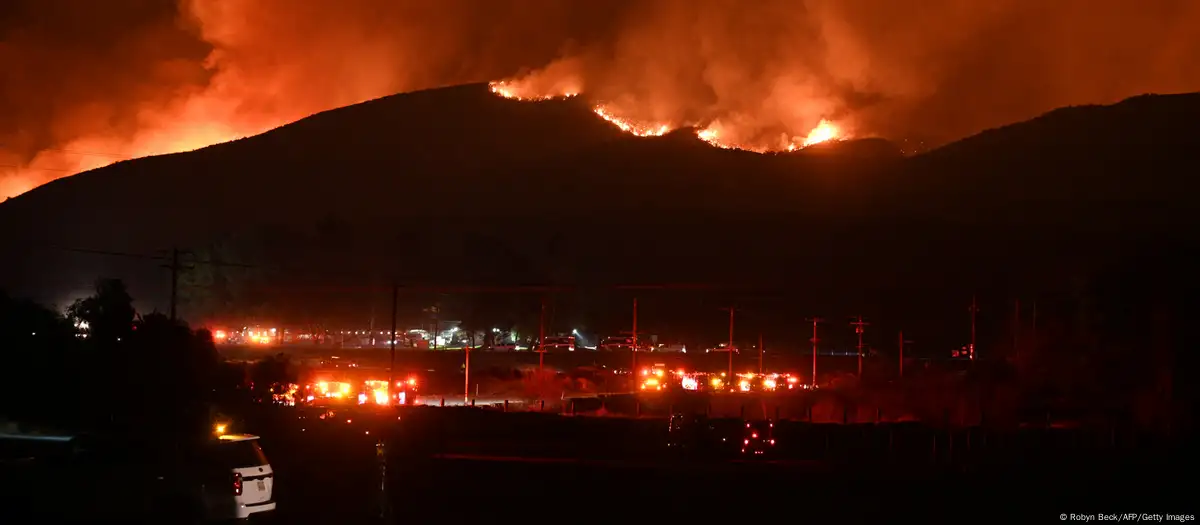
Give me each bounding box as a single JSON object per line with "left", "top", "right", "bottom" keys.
{"left": 0, "top": 0, "right": 612, "bottom": 197}
{"left": 2, "top": 0, "right": 1198, "bottom": 197}
{"left": 571, "top": 0, "right": 1200, "bottom": 149}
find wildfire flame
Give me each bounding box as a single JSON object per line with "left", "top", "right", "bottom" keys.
{"left": 591, "top": 105, "right": 672, "bottom": 138}
{"left": 3, "top": 115, "right": 261, "bottom": 198}
{"left": 800, "top": 120, "right": 841, "bottom": 148}
{"left": 696, "top": 127, "right": 724, "bottom": 147}
{"left": 700, "top": 118, "right": 845, "bottom": 153}
{"left": 696, "top": 125, "right": 768, "bottom": 153}
{"left": 490, "top": 81, "right": 846, "bottom": 153}
{"left": 4, "top": 0, "right": 1190, "bottom": 200}
{"left": 488, "top": 80, "right": 578, "bottom": 101}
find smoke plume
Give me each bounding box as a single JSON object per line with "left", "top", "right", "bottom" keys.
{"left": 2, "top": 0, "right": 1198, "bottom": 197}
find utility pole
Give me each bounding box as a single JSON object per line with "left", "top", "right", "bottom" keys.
{"left": 369, "top": 301, "right": 376, "bottom": 347}
{"left": 380, "top": 290, "right": 396, "bottom": 520}
{"left": 379, "top": 287, "right": 396, "bottom": 521}
{"left": 631, "top": 298, "right": 638, "bottom": 376}
{"left": 169, "top": 248, "right": 179, "bottom": 321}
{"left": 464, "top": 338, "right": 471, "bottom": 405}
{"left": 969, "top": 295, "right": 979, "bottom": 361}
{"left": 160, "top": 247, "right": 192, "bottom": 322}
{"left": 537, "top": 296, "right": 546, "bottom": 385}
{"left": 1031, "top": 299, "right": 1038, "bottom": 357}
{"left": 809, "top": 318, "right": 823, "bottom": 388}
{"left": 388, "top": 284, "right": 398, "bottom": 401}
{"left": 719, "top": 307, "right": 735, "bottom": 383}
{"left": 898, "top": 331, "right": 913, "bottom": 378}
{"left": 758, "top": 333, "right": 764, "bottom": 375}
{"left": 851, "top": 316, "right": 869, "bottom": 378}
{"left": 1013, "top": 299, "right": 1021, "bottom": 358}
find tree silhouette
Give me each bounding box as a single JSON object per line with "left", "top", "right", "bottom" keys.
{"left": 248, "top": 353, "right": 298, "bottom": 402}
{"left": 67, "top": 278, "right": 135, "bottom": 348}
{"left": 100, "top": 313, "right": 220, "bottom": 435}
{"left": 2, "top": 279, "right": 222, "bottom": 437}
{"left": 455, "top": 294, "right": 486, "bottom": 348}
{"left": 0, "top": 291, "right": 78, "bottom": 428}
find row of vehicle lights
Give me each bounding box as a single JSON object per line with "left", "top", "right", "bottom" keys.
{"left": 743, "top": 421, "right": 776, "bottom": 455}
{"left": 287, "top": 378, "right": 420, "bottom": 406}
{"left": 643, "top": 368, "right": 814, "bottom": 392}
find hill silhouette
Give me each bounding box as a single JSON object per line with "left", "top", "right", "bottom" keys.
{"left": 1, "top": 84, "right": 1197, "bottom": 345}
{"left": 899, "top": 92, "right": 1200, "bottom": 225}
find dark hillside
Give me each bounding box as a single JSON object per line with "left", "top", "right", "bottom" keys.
{"left": 1, "top": 86, "right": 1196, "bottom": 346}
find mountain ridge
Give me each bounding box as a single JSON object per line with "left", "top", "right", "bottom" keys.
{"left": 2, "top": 84, "right": 1197, "bottom": 325}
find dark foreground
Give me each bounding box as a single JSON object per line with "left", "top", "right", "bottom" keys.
{"left": 269, "top": 407, "right": 1191, "bottom": 523}
{"left": 4, "top": 406, "right": 1193, "bottom": 523}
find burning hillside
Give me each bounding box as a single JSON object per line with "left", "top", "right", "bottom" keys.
{"left": 591, "top": 105, "right": 673, "bottom": 138}
{"left": 488, "top": 81, "right": 578, "bottom": 102}
{"left": 487, "top": 75, "right": 847, "bottom": 152}
{"left": 3, "top": 1, "right": 1198, "bottom": 198}
{"left": 696, "top": 119, "right": 844, "bottom": 153}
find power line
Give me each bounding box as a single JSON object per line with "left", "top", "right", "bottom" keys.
{"left": 25, "top": 243, "right": 878, "bottom": 294}
{"left": 16, "top": 245, "right": 724, "bottom": 290}
{"left": 0, "top": 164, "right": 77, "bottom": 173}
{"left": 25, "top": 244, "right": 720, "bottom": 283}
{"left": 16, "top": 244, "right": 737, "bottom": 292}
{"left": 162, "top": 247, "right": 194, "bottom": 321}
{"left": 0, "top": 144, "right": 129, "bottom": 159}
{"left": 0, "top": 145, "right": 129, "bottom": 176}
{"left": 27, "top": 244, "right": 256, "bottom": 268}
{"left": 46, "top": 246, "right": 167, "bottom": 261}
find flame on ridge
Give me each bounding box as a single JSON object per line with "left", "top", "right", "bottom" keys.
{"left": 697, "top": 125, "right": 767, "bottom": 153}
{"left": 591, "top": 105, "right": 672, "bottom": 138}
{"left": 489, "top": 82, "right": 846, "bottom": 152}
{"left": 488, "top": 80, "right": 579, "bottom": 101}
{"left": 3, "top": 117, "right": 253, "bottom": 199}
{"left": 800, "top": 120, "right": 840, "bottom": 148}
